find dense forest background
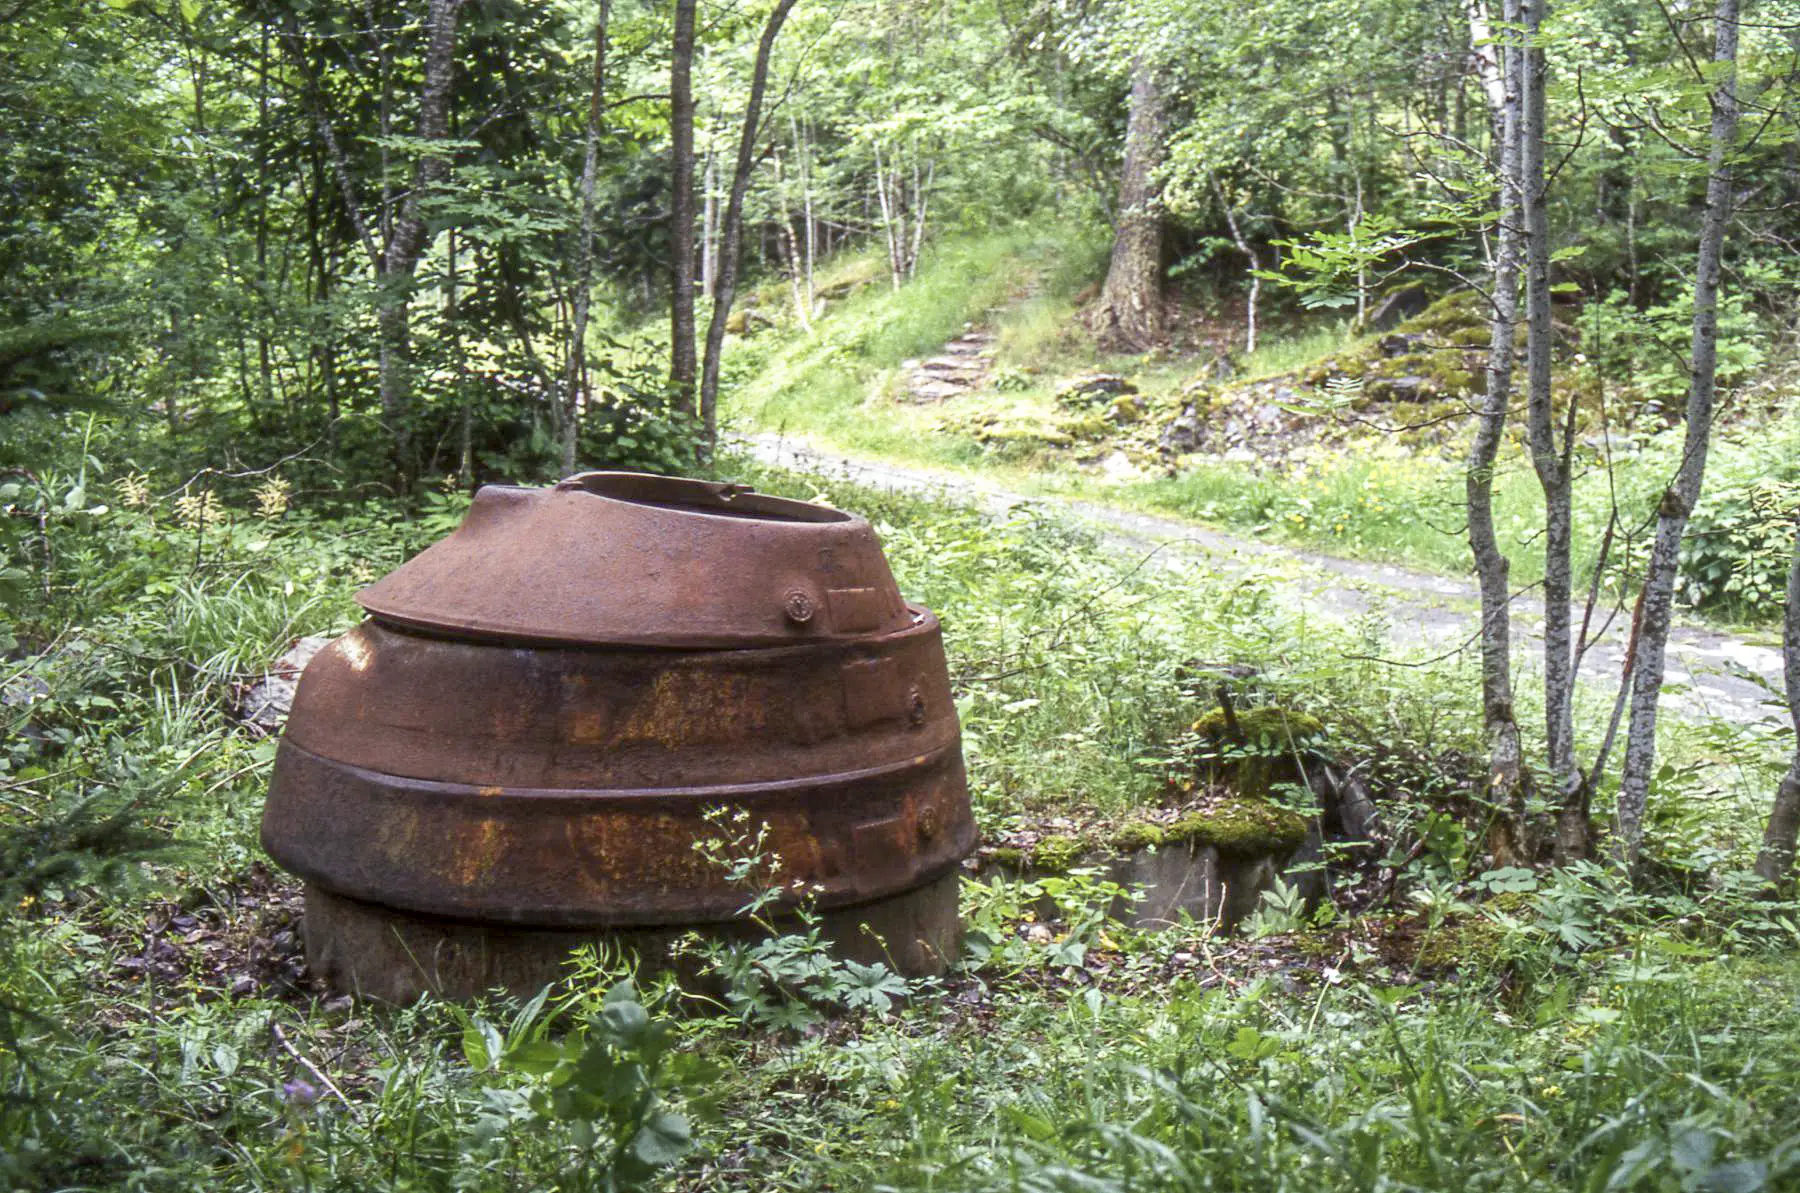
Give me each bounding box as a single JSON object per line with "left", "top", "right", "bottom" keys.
{"left": 10, "top": 0, "right": 1796, "bottom": 484}
{"left": 9, "top": 1, "right": 1800, "bottom": 1189}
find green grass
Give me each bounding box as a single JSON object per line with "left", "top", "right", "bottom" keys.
{"left": 1236, "top": 318, "right": 1360, "bottom": 379}
{"left": 730, "top": 222, "right": 1119, "bottom": 470}
{"left": 3, "top": 434, "right": 1796, "bottom": 1191}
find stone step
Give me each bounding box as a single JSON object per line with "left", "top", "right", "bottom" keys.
{"left": 906, "top": 379, "right": 973, "bottom": 403}
{"left": 918, "top": 356, "right": 986, "bottom": 375}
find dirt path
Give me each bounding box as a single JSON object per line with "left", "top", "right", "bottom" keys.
{"left": 746, "top": 433, "right": 1787, "bottom": 727}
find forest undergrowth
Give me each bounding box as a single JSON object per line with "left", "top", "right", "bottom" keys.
{"left": 3, "top": 438, "right": 1798, "bottom": 1191}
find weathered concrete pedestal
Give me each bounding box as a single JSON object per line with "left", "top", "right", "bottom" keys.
{"left": 1101, "top": 839, "right": 1305, "bottom": 930}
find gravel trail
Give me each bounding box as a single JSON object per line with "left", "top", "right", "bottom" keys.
{"left": 746, "top": 433, "right": 1787, "bottom": 726}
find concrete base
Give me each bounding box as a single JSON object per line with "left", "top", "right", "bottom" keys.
{"left": 1108, "top": 826, "right": 1326, "bottom": 930}
{"left": 303, "top": 872, "right": 963, "bottom": 1002}
{"left": 996, "top": 830, "right": 1323, "bottom": 933}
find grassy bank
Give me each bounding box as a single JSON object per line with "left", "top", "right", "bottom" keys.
{"left": 1119, "top": 399, "right": 1800, "bottom": 626}
{"left": 729, "top": 224, "right": 1107, "bottom": 468}
{"left": 722, "top": 229, "right": 1800, "bottom": 627}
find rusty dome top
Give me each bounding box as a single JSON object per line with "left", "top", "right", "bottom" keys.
{"left": 357, "top": 471, "right": 913, "bottom": 648}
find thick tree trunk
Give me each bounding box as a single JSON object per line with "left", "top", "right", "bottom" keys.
{"left": 1469, "top": 0, "right": 1529, "bottom": 866}
{"left": 563, "top": 1, "right": 610, "bottom": 476}
{"left": 1094, "top": 57, "right": 1166, "bottom": 351}
{"left": 669, "top": 0, "right": 699, "bottom": 421}
{"left": 1614, "top": 0, "right": 1740, "bottom": 868}
{"left": 697, "top": 0, "right": 798, "bottom": 462}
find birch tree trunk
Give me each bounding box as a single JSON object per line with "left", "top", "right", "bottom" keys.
{"left": 1468, "top": 0, "right": 1530, "bottom": 865}
{"left": 1094, "top": 55, "right": 1166, "bottom": 351}
{"left": 1615, "top": 0, "right": 1741, "bottom": 867}
{"left": 773, "top": 148, "right": 811, "bottom": 331}
{"left": 1517, "top": 0, "right": 1583, "bottom": 858}
{"left": 908, "top": 157, "right": 934, "bottom": 279}
{"left": 697, "top": 0, "right": 798, "bottom": 462}
{"left": 797, "top": 116, "right": 815, "bottom": 311}
{"left": 874, "top": 144, "right": 904, "bottom": 291}
{"left": 1210, "top": 173, "right": 1261, "bottom": 356}
{"left": 562, "top": 0, "right": 610, "bottom": 476}
{"left": 702, "top": 148, "right": 717, "bottom": 301}
{"left": 1755, "top": 513, "right": 1800, "bottom": 883}
{"left": 668, "top": 0, "right": 699, "bottom": 422}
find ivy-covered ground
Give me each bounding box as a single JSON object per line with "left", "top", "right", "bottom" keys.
{"left": 3, "top": 459, "right": 1798, "bottom": 1191}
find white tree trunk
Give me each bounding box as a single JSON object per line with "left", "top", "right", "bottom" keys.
{"left": 1517, "top": 0, "right": 1583, "bottom": 857}
{"left": 1468, "top": 0, "right": 1529, "bottom": 864}
{"left": 1211, "top": 173, "right": 1261, "bottom": 356}
{"left": 874, "top": 143, "right": 903, "bottom": 291}
{"left": 702, "top": 148, "right": 717, "bottom": 301}
{"left": 1615, "top": 0, "right": 1741, "bottom": 867}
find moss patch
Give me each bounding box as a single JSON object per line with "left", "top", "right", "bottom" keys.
{"left": 1401, "top": 289, "right": 1488, "bottom": 336}
{"left": 1410, "top": 892, "right": 1534, "bottom": 972}
{"left": 1190, "top": 705, "right": 1324, "bottom": 746}
{"left": 1030, "top": 834, "right": 1087, "bottom": 873}
{"left": 1165, "top": 797, "right": 1308, "bottom": 858}
{"left": 1108, "top": 820, "right": 1167, "bottom": 851}
{"left": 1187, "top": 705, "right": 1327, "bottom": 798}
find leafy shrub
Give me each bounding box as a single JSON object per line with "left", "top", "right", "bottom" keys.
{"left": 1679, "top": 477, "right": 1799, "bottom": 616}
{"left": 1578, "top": 288, "right": 1766, "bottom": 411}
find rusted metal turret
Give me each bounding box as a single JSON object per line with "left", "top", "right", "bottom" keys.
{"left": 261, "top": 472, "right": 975, "bottom": 1001}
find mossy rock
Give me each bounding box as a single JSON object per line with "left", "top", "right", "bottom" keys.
{"left": 1055, "top": 413, "right": 1111, "bottom": 441}
{"left": 1054, "top": 373, "right": 1138, "bottom": 409}
{"left": 1368, "top": 351, "right": 1478, "bottom": 398}
{"left": 1109, "top": 820, "right": 1167, "bottom": 851}
{"left": 943, "top": 411, "right": 1079, "bottom": 452}
{"left": 985, "top": 423, "right": 1073, "bottom": 447}
{"left": 1109, "top": 394, "right": 1145, "bottom": 424}
{"left": 1298, "top": 293, "right": 1490, "bottom": 405}
{"left": 1165, "top": 798, "right": 1308, "bottom": 858}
